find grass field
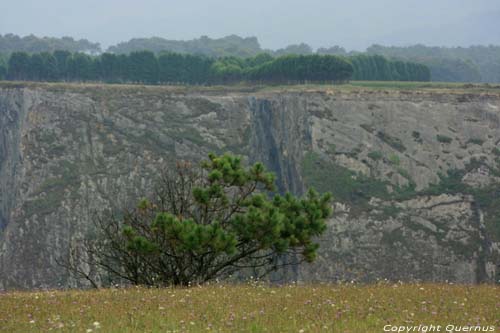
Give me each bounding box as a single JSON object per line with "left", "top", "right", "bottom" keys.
{"left": 1, "top": 80, "right": 500, "bottom": 96}
{"left": 0, "top": 283, "right": 498, "bottom": 332}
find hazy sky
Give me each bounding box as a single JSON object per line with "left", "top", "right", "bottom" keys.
{"left": 1, "top": 0, "right": 500, "bottom": 51}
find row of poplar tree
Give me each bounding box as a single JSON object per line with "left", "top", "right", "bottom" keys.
{"left": 3, "top": 50, "right": 430, "bottom": 85}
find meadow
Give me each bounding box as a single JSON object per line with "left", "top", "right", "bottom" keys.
{"left": 2, "top": 80, "right": 500, "bottom": 97}
{"left": 0, "top": 283, "right": 498, "bottom": 332}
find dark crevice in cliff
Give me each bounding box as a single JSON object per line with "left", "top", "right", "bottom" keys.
{"left": 470, "top": 199, "right": 492, "bottom": 283}
{"left": 248, "top": 96, "right": 311, "bottom": 283}
{"left": 248, "top": 97, "right": 306, "bottom": 196}
{"left": 248, "top": 98, "right": 285, "bottom": 192}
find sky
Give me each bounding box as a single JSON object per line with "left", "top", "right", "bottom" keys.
{"left": 1, "top": 0, "right": 500, "bottom": 51}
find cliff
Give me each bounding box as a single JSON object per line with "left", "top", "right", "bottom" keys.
{"left": 0, "top": 82, "right": 499, "bottom": 289}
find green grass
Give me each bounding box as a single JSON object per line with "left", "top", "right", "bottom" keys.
{"left": 388, "top": 153, "right": 401, "bottom": 165}
{"left": 0, "top": 283, "right": 498, "bottom": 332}
{"left": 347, "top": 81, "right": 478, "bottom": 90}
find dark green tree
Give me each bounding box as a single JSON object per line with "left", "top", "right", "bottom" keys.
{"left": 244, "top": 53, "right": 273, "bottom": 67}
{"left": 7, "top": 51, "right": 31, "bottom": 80}
{"left": 28, "top": 53, "right": 44, "bottom": 81}
{"left": 66, "top": 153, "right": 332, "bottom": 287}
{"left": 100, "top": 53, "right": 119, "bottom": 82}
{"left": 158, "top": 52, "right": 185, "bottom": 83}
{"left": 349, "top": 54, "right": 430, "bottom": 82}
{"left": 247, "top": 54, "right": 353, "bottom": 84}
{"left": 128, "top": 51, "right": 159, "bottom": 84}
{"left": 53, "top": 50, "right": 71, "bottom": 80}
{"left": 0, "top": 55, "right": 7, "bottom": 80}
{"left": 210, "top": 58, "right": 244, "bottom": 84}
{"left": 0, "top": 64, "right": 6, "bottom": 80}
{"left": 89, "top": 57, "right": 101, "bottom": 81}
{"left": 115, "top": 54, "right": 130, "bottom": 82}
{"left": 66, "top": 53, "right": 93, "bottom": 81}
{"left": 40, "top": 52, "right": 58, "bottom": 81}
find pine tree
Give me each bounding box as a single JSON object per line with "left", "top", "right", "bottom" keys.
{"left": 68, "top": 153, "right": 332, "bottom": 287}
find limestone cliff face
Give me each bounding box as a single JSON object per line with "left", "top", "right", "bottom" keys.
{"left": 0, "top": 83, "right": 499, "bottom": 289}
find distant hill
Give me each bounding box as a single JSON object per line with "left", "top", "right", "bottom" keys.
{"left": 107, "top": 35, "right": 263, "bottom": 58}
{"left": 0, "top": 34, "right": 101, "bottom": 54}
{"left": 378, "top": 10, "right": 500, "bottom": 49}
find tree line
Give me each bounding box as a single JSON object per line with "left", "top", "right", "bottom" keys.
{"left": 350, "top": 54, "right": 430, "bottom": 81}
{"left": 2, "top": 33, "right": 500, "bottom": 83}
{"left": 366, "top": 44, "right": 500, "bottom": 83}
{"left": 3, "top": 50, "right": 430, "bottom": 85}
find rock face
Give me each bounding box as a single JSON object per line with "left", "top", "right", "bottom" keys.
{"left": 0, "top": 83, "right": 499, "bottom": 289}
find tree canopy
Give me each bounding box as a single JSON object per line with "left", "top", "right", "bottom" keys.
{"left": 63, "top": 153, "right": 333, "bottom": 287}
